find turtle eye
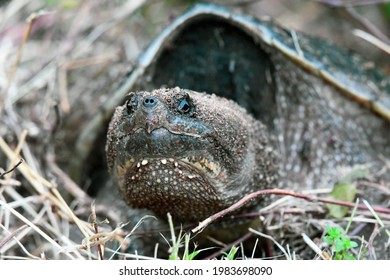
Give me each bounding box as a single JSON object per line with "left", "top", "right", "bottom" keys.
{"left": 177, "top": 96, "right": 193, "bottom": 114}
{"left": 125, "top": 94, "right": 138, "bottom": 115}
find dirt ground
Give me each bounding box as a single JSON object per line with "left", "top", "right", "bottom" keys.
{"left": 0, "top": 0, "right": 389, "bottom": 260}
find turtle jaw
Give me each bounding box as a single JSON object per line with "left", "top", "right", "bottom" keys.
{"left": 113, "top": 156, "right": 224, "bottom": 222}
{"left": 108, "top": 124, "right": 227, "bottom": 221}
{"left": 112, "top": 126, "right": 223, "bottom": 179}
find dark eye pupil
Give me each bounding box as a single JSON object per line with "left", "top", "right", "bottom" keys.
{"left": 178, "top": 98, "right": 191, "bottom": 113}
{"left": 126, "top": 96, "right": 138, "bottom": 114}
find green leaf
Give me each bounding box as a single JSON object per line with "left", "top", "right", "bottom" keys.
{"left": 334, "top": 239, "right": 345, "bottom": 252}
{"left": 343, "top": 238, "right": 358, "bottom": 250}
{"left": 343, "top": 253, "right": 356, "bottom": 260}
{"left": 224, "top": 246, "right": 239, "bottom": 260}
{"left": 323, "top": 225, "right": 358, "bottom": 260}
{"left": 339, "top": 166, "right": 369, "bottom": 184}
{"left": 324, "top": 235, "right": 334, "bottom": 245}
{"left": 334, "top": 253, "right": 343, "bottom": 260}
{"left": 382, "top": 3, "right": 390, "bottom": 22}
{"left": 327, "top": 166, "right": 368, "bottom": 218}
{"left": 326, "top": 226, "right": 343, "bottom": 240}
{"left": 184, "top": 250, "right": 200, "bottom": 260}
{"left": 327, "top": 182, "right": 357, "bottom": 218}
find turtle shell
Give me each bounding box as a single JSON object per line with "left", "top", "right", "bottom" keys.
{"left": 71, "top": 3, "right": 390, "bottom": 195}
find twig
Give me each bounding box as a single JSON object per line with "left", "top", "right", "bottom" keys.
{"left": 0, "top": 224, "right": 40, "bottom": 260}
{"left": 236, "top": 208, "right": 327, "bottom": 219}
{"left": 58, "top": 54, "right": 115, "bottom": 113}
{"left": 250, "top": 228, "right": 292, "bottom": 260}
{"left": 51, "top": 102, "right": 62, "bottom": 138}
{"left": 346, "top": 6, "right": 390, "bottom": 46}
{"left": 363, "top": 199, "right": 390, "bottom": 238}
{"left": 353, "top": 29, "right": 390, "bottom": 55}
{"left": 0, "top": 178, "right": 21, "bottom": 187}
{"left": 0, "top": 158, "right": 23, "bottom": 178}
{"left": 203, "top": 231, "right": 254, "bottom": 260}
{"left": 356, "top": 180, "right": 390, "bottom": 195}
{"left": 46, "top": 153, "right": 92, "bottom": 205}
{"left": 367, "top": 223, "right": 380, "bottom": 259}
{"left": 0, "top": 136, "right": 93, "bottom": 251}
{"left": 315, "top": 0, "right": 390, "bottom": 7}
{"left": 0, "top": 225, "right": 28, "bottom": 250}
{"left": 345, "top": 198, "right": 359, "bottom": 234}
{"left": 301, "top": 232, "right": 328, "bottom": 260}
{"left": 108, "top": 216, "right": 155, "bottom": 260}
{"left": 77, "top": 229, "right": 126, "bottom": 254}
{"left": 0, "top": 11, "right": 46, "bottom": 113}
{"left": 192, "top": 188, "right": 390, "bottom": 233}
{"left": 0, "top": 199, "right": 63, "bottom": 252}
{"left": 91, "top": 203, "right": 104, "bottom": 260}
{"left": 0, "top": 129, "right": 28, "bottom": 195}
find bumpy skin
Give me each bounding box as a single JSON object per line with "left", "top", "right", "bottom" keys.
{"left": 106, "top": 87, "right": 277, "bottom": 223}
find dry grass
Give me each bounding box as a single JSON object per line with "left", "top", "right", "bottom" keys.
{"left": 1, "top": 0, "right": 389, "bottom": 260}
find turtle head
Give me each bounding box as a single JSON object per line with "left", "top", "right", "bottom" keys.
{"left": 106, "top": 87, "right": 276, "bottom": 222}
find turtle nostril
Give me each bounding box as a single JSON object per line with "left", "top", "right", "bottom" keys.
{"left": 143, "top": 96, "right": 157, "bottom": 108}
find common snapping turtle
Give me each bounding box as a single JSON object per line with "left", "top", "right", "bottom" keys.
{"left": 106, "top": 87, "right": 277, "bottom": 223}
{"left": 72, "top": 4, "right": 390, "bottom": 258}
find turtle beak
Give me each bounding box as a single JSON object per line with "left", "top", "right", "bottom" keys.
{"left": 145, "top": 113, "right": 159, "bottom": 134}
{"left": 141, "top": 95, "right": 163, "bottom": 134}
